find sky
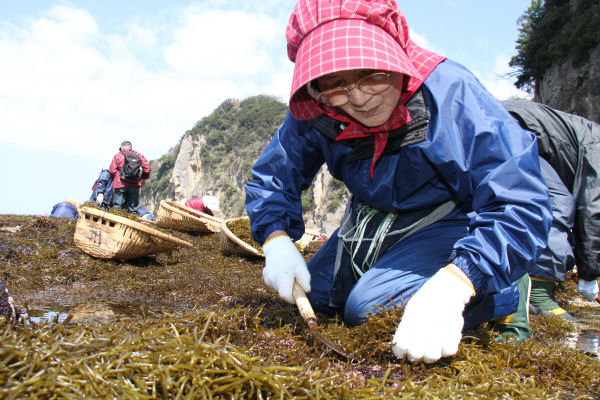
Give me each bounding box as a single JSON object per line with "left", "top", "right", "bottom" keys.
{"left": 0, "top": 0, "right": 533, "bottom": 215}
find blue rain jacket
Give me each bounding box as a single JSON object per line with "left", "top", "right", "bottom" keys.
{"left": 245, "top": 59, "right": 552, "bottom": 299}
{"left": 137, "top": 206, "right": 156, "bottom": 221}
{"left": 50, "top": 202, "right": 79, "bottom": 219}
{"left": 91, "top": 169, "right": 113, "bottom": 207}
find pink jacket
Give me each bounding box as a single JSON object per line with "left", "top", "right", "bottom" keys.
{"left": 109, "top": 150, "right": 151, "bottom": 189}
{"left": 185, "top": 197, "right": 214, "bottom": 216}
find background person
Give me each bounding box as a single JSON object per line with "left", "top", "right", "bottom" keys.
{"left": 136, "top": 206, "right": 156, "bottom": 221}
{"left": 184, "top": 195, "right": 220, "bottom": 216}
{"left": 90, "top": 168, "right": 113, "bottom": 208}
{"left": 50, "top": 199, "right": 79, "bottom": 219}
{"left": 503, "top": 99, "right": 600, "bottom": 307}
{"left": 108, "top": 140, "right": 151, "bottom": 214}
{"left": 90, "top": 165, "right": 154, "bottom": 220}
{"left": 245, "top": 0, "right": 552, "bottom": 364}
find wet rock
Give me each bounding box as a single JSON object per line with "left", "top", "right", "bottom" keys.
{"left": 58, "top": 249, "right": 76, "bottom": 259}
{"left": 26, "top": 218, "right": 58, "bottom": 232}
{"left": 0, "top": 279, "right": 16, "bottom": 320}
{"left": 0, "top": 244, "right": 15, "bottom": 261}
{"left": 70, "top": 303, "right": 115, "bottom": 324}
{"left": 0, "top": 225, "right": 21, "bottom": 233}
{"left": 15, "top": 244, "right": 38, "bottom": 257}
{"left": 57, "top": 250, "right": 79, "bottom": 268}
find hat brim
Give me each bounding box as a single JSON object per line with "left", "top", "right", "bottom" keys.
{"left": 289, "top": 19, "right": 420, "bottom": 120}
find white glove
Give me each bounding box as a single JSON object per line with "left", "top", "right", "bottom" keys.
{"left": 262, "top": 235, "right": 311, "bottom": 304}
{"left": 392, "top": 268, "right": 473, "bottom": 363}
{"left": 577, "top": 278, "right": 599, "bottom": 301}
{"left": 96, "top": 193, "right": 104, "bottom": 205}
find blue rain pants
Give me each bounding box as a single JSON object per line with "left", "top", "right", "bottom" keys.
{"left": 306, "top": 206, "right": 519, "bottom": 330}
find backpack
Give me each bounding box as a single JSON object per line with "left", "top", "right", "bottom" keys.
{"left": 119, "top": 151, "right": 142, "bottom": 183}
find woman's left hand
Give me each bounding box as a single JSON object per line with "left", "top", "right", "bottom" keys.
{"left": 262, "top": 234, "right": 311, "bottom": 304}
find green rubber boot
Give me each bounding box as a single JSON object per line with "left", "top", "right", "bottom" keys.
{"left": 529, "top": 277, "right": 577, "bottom": 322}
{"left": 491, "top": 274, "right": 531, "bottom": 341}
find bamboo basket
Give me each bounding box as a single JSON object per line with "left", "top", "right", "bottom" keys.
{"left": 74, "top": 206, "right": 193, "bottom": 260}
{"left": 139, "top": 218, "right": 157, "bottom": 226}
{"left": 156, "top": 200, "right": 223, "bottom": 233}
{"left": 296, "top": 229, "right": 325, "bottom": 253}
{"left": 219, "top": 217, "right": 263, "bottom": 258}
{"left": 219, "top": 217, "right": 325, "bottom": 258}
{"left": 304, "top": 238, "right": 327, "bottom": 253}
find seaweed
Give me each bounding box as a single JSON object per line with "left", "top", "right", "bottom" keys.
{"left": 227, "top": 217, "right": 308, "bottom": 255}
{"left": 0, "top": 214, "right": 599, "bottom": 399}
{"left": 227, "top": 218, "right": 261, "bottom": 251}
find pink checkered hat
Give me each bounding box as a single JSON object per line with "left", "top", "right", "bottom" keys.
{"left": 286, "top": 0, "right": 444, "bottom": 120}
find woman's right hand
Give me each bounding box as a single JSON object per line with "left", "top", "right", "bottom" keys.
{"left": 262, "top": 233, "right": 311, "bottom": 304}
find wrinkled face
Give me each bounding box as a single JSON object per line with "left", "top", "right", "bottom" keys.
{"left": 313, "top": 70, "right": 403, "bottom": 127}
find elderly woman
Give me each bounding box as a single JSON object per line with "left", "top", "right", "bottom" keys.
{"left": 245, "top": 0, "right": 552, "bottom": 363}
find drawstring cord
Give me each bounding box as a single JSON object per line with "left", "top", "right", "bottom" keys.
{"left": 344, "top": 203, "right": 397, "bottom": 279}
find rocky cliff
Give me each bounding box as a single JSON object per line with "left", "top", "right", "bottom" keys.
{"left": 141, "top": 95, "right": 349, "bottom": 236}
{"left": 536, "top": 43, "right": 600, "bottom": 122}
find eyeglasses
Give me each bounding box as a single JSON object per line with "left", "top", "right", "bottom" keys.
{"left": 313, "top": 72, "right": 392, "bottom": 107}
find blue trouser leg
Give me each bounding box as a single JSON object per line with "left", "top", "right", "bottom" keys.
{"left": 124, "top": 186, "right": 140, "bottom": 214}
{"left": 531, "top": 158, "right": 575, "bottom": 283}
{"left": 112, "top": 188, "right": 126, "bottom": 210}
{"left": 307, "top": 208, "right": 520, "bottom": 329}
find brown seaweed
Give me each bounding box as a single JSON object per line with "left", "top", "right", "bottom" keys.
{"left": 227, "top": 218, "right": 261, "bottom": 251}
{"left": 0, "top": 214, "right": 598, "bottom": 399}
{"left": 227, "top": 217, "right": 308, "bottom": 255}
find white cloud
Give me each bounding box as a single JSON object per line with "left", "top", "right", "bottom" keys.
{"left": 408, "top": 28, "right": 529, "bottom": 102}
{"left": 0, "top": 4, "right": 290, "bottom": 162}
{"left": 262, "top": 53, "right": 294, "bottom": 102}
{"left": 164, "top": 8, "right": 282, "bottom": 78}
{"left": 126, "top": 24, "right": 158, "bottom": 48}
{"left": 474, "top": 54, "right": 531, "bottom": 101}
{"left": 409, "top": 29, "right": 443, "bottom": 56}
{"left": 0, "top": 3, "right": 531, "bottom": 168}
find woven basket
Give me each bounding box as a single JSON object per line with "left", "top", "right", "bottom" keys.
{"left": 219, "top": 217, "right": 263, "bottom": 258}
{"left": 74, "top": 206, "right": 193, "bottom": 260}
{"left": 139, "top": 218, "right": 157, "bottom": 226}
{"left": 296, "top": 229, "right": 324, "bottom": 253}
{"left": 304, "top": 239, "right": 326, "bottom": 253}
{"left": 219, "top": 217, "right": 326, "bottom": 258}
{"left": 156, "top": 200, "right": 223, "bottom": 233}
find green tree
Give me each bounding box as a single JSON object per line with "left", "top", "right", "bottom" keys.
{"left": 510, "top": 0, "right": 600, "bottom": 92}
